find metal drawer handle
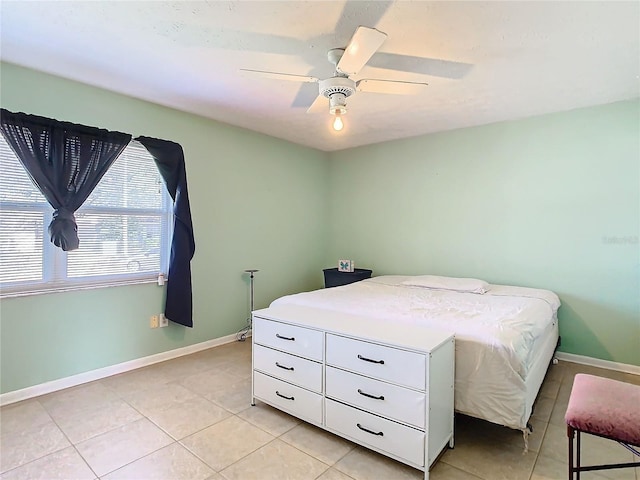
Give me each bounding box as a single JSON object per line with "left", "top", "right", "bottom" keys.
{"left": 275, "top": 391, "right": 295, "bottom": 401}
{"left": 357, "top": 423, "right": 384, "bottom": 436}
{"left": 357, "top": 354, "right": 385, "bottom": 365}
{"left": 275, "top": 362, "right": 294, "bottom": 371}
{"left": 357, "top": 389, "right": 385, "bottom": 401}
{"left": 276, "top": 333, "right": 295, "bottom": 341}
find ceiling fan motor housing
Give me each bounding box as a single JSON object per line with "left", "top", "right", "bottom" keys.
{"left": 319, "top": 77, "right": 355, "bottom": 115}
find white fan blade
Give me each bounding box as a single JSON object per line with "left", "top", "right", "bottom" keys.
{"left": 337, "top": 26, "right": 387, "bottom": 76}
{"left": 356, "top": 79, "right": 428, "bottom": 95}
{"left": 240, "top": 69, "right": 318, "bottom": 83}
{"left": 306, "top": 95, "right": 328, "bottom": 114}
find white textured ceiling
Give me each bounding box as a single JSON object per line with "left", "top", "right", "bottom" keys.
{"left": 1, "top": 1, "right": 639, "bottom": 152}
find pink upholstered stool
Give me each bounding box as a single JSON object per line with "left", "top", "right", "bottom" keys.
{"left": 565, "top": 374, "right": 640, "bottom": 479}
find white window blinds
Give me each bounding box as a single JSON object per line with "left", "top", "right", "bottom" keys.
{"left": 0, "top": 137, "right": 172, "bottom": 296}
{"left": 0, "top": 138, "right": 48, "bottom": 285}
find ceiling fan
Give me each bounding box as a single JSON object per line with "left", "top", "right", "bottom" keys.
{"left": 241, "top": 26, "right": 429, "bottom": 132}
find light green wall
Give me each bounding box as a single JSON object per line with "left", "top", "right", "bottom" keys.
{"left": 0, "top": 62, "right": 329, "bottom": 394}
{"left": 327, "top": 100, "right": 640, "bottom": 366}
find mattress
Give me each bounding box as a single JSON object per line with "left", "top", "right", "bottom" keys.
{"left": 270, "top": 275, "right": 560, "bottom": 430}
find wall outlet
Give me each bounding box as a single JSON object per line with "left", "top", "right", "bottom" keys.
{"left": 150, "top": 315, "right": 159, "bottom": 329}
{"left": 159, "top": 314, "right": 169, "bottom": 328}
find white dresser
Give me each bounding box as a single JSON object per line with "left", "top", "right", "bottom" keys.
{"left": 251, "top": 305, "right": 455, "bottom": 480}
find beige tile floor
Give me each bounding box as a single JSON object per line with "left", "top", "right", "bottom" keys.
{"left": 1, "top": 340, "right": 639, "bottom": 480}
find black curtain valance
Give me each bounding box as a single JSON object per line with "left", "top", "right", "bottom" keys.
{"left": 0, "top": 108, "right": 131, "bottom": 250}
{"left": 135, "top": 136, "right": 196, "bottom": 328}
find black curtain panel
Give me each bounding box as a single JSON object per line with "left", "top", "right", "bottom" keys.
{"left": 136, "top": 136, "right": 196, "bottom": 328}
{"left": 0, "top": 109, "right": 131, "bottom": 251}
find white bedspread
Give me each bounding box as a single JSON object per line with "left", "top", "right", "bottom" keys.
{"left": 270, "top": 275, "right": 560, "bottom": 429}
{"left": 272, "top": 275, "right": 559, "bottom": 378}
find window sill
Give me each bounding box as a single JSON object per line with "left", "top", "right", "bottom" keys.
{"left": 0, "top": 277, "right": 164, "bottom": 299}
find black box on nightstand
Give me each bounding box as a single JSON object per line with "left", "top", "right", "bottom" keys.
{"left": 323, "top": 268, "right": 372, "bottom": 288}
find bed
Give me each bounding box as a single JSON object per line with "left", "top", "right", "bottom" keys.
{"left": 270, "top": 275, "right": 560, "bottom": 435}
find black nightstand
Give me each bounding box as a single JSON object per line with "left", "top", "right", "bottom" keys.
{"left": 323, "top": 268, "right": 372, "bottom": 288}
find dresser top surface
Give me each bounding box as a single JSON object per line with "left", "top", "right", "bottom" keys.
{"left": 253, "top": 305, "right": 454, "bottom": 353}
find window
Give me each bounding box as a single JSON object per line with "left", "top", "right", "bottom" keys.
{"left": 0, "top": 137, "right": 172, "bottom": 296}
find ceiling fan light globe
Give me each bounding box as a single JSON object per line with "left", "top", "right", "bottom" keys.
{"left": 333, "top": 116, "right": 344, "bottom": 131}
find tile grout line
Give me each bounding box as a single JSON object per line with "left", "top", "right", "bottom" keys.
{"left": 99, "top": 374, "right": 245, "bottom": 477}
{"left": 438, "top": 460, "right": 485, "bottom": 480}
{"left": 176, "top": 416, "right": 271, "bottom": 475}
{"left": 42, "top": 397, "right": 101, "bottom": 480}
{"left": 217, "top": 435, "right": 332, "bottom": 478}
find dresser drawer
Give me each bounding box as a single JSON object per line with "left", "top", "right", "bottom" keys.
{"left": 253, "top": 372, "right": 323, "bottom": 425}
{"left": 253, "top": 318, "right": 324, "bottom": 361}
{"left": 325, "top": 366, "right": 425, "bottom": 428}
{"left": 326, "top": 399, "right": 425, "bottom": 467}
{"left": 326, "top": 334, "right": 426, "bottom": 390}
{"left": 254, "top": 344, "right": 323, "bottom": 393}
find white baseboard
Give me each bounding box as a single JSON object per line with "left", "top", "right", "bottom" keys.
{"left": 0, "top": 332, "right": 249, "bottom": 406}
{"left": 556, "top": 352, "right": 640, "bottom": 376}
